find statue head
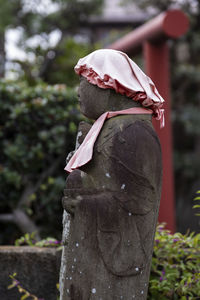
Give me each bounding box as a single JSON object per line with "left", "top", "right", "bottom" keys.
{"left": 65, "top": 49, "right": 164, "bottom": 173}
{"left": 74, "top": 49, "right": 164, "bottom": 126}
{"left": 78, "top": 76, "right": 141, "bottom": 120}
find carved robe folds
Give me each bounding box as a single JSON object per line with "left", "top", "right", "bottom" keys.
{"left": 61, "top": 115, "right": 162, "bottom": 300}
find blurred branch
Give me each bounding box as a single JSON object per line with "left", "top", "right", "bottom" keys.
{"left": 38, "top": 33, "right": 66, "bottom": 79}
{"left": 18, "top": 155, "right": 64, "bottom": 208}
{"left": 39, "top": 47, "right": 61, "bottom": 79}
{"left": 13, "top": 209, "right": 40, "bottom": 240}
{"left": 0, "top": 32, "right": 5, "bottom": 77}
{"left": 18, "top": 182, "right": 34, "bottom": 208}
{"left": 12, "top": 59, "right": 35, "bottom": 83}
{"left": 0, "top": 214, "right": 14, "bottom": 222}
{"left": 0, "top": 156, "right": 64, "bottom": 240}
{"left": 0, "top": 209, "right": 40, "bottom": 240}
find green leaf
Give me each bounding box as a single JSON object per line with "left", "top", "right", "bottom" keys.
{"left": 21, "top": 293, "right": 30, "bottom": 300}
{"left": 193, "top": 204, "right": 200, "bottom": 209}
{"left": 7, "top": 283, "right": 17, "bottom": 290}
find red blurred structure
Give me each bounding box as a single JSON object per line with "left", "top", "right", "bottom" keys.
{"left": 108, "top": 10, "right": 189, "bottom": 232}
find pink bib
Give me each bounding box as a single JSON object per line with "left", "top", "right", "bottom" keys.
{"left": 65, "top": 107, "right": 154, "bottom": 173}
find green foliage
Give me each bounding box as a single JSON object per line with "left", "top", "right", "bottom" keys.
{"left": 0, "top": 0, "right": 20, "bottom": 32}
{"left": 40, "top": 38, "right": 98, "bottom": 86}
{"left": 15, "top": 232, "right": 61, "bottom": 248}
{"left": 3, "top": 0, "right": 104, "bottom": 85}
{"left": 0, "top": 80, "right": 81, "bottom": 244}
{"left": 193, "top": 190, "right": 200, "bottom": 216}
{"left": 14, "top": 232, "right": 37, "bottom": 247}
{"left": 9, "top": 225, "right": 200, "bottom": 299}
{"left": 148, "top": 224, "right": 200, "bottom": 299}
{"left": 8, "top": 273, "right": 42, "bottom": 300}
{"left": 8, "top": 273, "right": 60, "bottom": 300}
{"left": 40, "top": 0, "right": 103, "bottom": 33}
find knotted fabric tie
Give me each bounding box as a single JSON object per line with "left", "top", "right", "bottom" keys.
{"left": 65, "top": 107, "right": 153, "bottom": 173}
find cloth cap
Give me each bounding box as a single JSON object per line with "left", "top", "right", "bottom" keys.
{"left": 74, "top": 49, "right": 164, "bottom": 125}
{"left": 65, "top": 49, "right": 165, "bottom": 173}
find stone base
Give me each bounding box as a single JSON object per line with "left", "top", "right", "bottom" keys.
{"left": 0, "top": 246, "right": 61, "bottom": 300}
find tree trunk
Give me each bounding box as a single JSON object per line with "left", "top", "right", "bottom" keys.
{"left": 0, "top": 32, "right": 5, "bottom": 77}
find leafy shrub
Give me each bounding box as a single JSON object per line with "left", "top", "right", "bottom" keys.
{"left": 8, "top": 273, "right": 44, "bottom": 300}
{"left": 193, "top": 190, "right": 200, "bottom": 216}
{"left": 148, "top": 224, "right": 200, "bottom": 299}
{"left": 0, "top": 80, "right": 81, "bottom": 244}
{"left": 8, "top": 273, "right": 60, "bottom": 300}
{"left": 14, "top": 232, "right": 61, "bottom": 248}
{"left": 10, "top": 224, "right": 200, "bottom": 299}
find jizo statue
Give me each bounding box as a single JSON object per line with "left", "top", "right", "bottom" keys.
{"left": 60, "top": 49, "right": 164, "bottom": 300}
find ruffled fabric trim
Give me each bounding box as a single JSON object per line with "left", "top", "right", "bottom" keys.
{"left": 75, "top": 65, "right": 164, "bottom": 128}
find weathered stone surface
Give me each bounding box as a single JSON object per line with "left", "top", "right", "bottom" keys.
{"left": 60, "top": 78, "right": 162, "bottom": 300}
{"left": 0, "top": 246, "right": 61, "bottom": 300}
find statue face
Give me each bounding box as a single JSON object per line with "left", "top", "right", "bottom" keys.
{"left": 78, "top": 76, "right": 110, "bottom": 120}
{"left": 77, "top": 76, "right": 142, "bottom": 119}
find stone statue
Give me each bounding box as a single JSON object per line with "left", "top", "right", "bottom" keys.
{"left": 60, "top": 49, "right": 163, "bottom": 300}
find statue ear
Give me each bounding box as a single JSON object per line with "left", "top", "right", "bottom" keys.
{"left": 96, "top": 87, "right": 112, "bottom": 112}
{"left": 106, "top": 88, "right": 119, "bottom": 111}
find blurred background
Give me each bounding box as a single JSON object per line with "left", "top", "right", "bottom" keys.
{"left": 0, "top": 0, "right": 200, "bottom": 245}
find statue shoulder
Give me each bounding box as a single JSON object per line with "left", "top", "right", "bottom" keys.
{"left": 98, "top": 116, "right": 160, "bottom": 148}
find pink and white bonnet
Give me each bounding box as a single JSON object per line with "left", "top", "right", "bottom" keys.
{"left": 74, "top": 49, "right": 164, "bottom": 126}
{"left": 65, "top": 49, "right": 165, "bottom": 172}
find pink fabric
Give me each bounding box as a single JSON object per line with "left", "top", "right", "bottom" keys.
{"left": 74, "top": 49, "right": 164, "bottom": 125}
{"left": 65, "top": 49, "right": 165, "bottom": 173}
{"left": 65, "top": 107, "right": 152, "bottom": 173}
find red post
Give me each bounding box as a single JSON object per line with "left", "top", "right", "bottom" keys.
{"left": 144, "top": 42, "right": 175, "bottom": 232}
{"left": 108, "top": 10, "right": 189, "bottom": 55}
{"left": 107, "top": 10, "right": 189, "bottom": 232}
